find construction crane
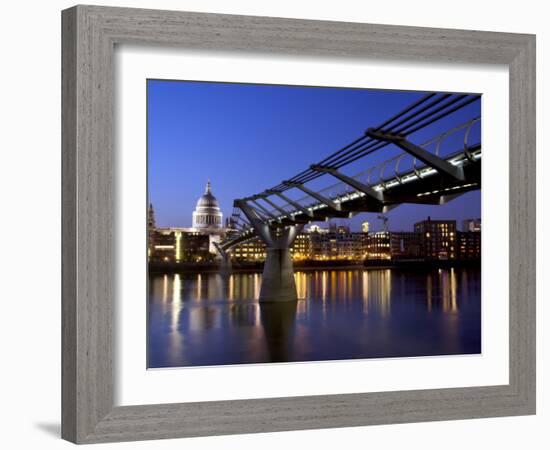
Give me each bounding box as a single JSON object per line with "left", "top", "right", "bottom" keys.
{"left": 377, "top": 214, "right": 389, "bottom": 232}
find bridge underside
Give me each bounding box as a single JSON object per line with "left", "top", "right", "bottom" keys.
{"left": 275, "top": 155, "right": 480, "bottom": 227}
{"left": 218, "top": 144, "right": 481, "bottom": 303}
{"left": 216, "top": 92, "right": 483, "bottom": 303}
{"left": 222, "top": 149, "right": 481, "bottom": 235}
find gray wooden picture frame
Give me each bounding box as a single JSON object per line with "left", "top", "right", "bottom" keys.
{"left": 61, "top": 4, "right": 536, "bottom": 444}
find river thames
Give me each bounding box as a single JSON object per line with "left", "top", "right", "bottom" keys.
{"left": 147, "top": 267, "right": 481, "bottom": 368}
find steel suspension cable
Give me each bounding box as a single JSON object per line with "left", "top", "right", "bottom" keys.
{"left": 267, "top": 93, "right": 439, "bottom": 191}
{"left": 300, "top": 94, "right": 481, "bottom": 175}
{"left": 264, "top": 93, "right": 480, "bottom": 195}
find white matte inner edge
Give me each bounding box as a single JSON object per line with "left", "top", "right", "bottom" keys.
{"left": 114, "top": 45, "right": 509, "bottom": 406}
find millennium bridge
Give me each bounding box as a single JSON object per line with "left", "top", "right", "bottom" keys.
{"left": 215, "top": 92, "right": 482, "bottom": 302}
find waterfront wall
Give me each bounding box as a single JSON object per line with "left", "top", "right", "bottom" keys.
{"left": 149, "top": 258, "right": 481, "bottom": 274}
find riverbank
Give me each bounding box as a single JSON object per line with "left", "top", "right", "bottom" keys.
{"left": 148, "top": 258, "right": 480, "bottom": 274}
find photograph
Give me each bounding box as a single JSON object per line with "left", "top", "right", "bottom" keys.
{"left": 146, "top": 80, "right": 482, "bottom": 369}
{"left": 1, "top": 0, "right": 541, "bottom": 446}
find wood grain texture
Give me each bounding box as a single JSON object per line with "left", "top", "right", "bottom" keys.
{"left": 61, "top": 7, "right": 77, "bottom": 443}
{"left": 61, "top": 4, "right": 536, "bottom": 444}
{"left": 508, "top": 35, "right": 536, "bottom": 410}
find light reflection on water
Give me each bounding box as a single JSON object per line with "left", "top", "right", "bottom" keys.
{"left": 147, "top": 268, "right": 481, "bottom": 368}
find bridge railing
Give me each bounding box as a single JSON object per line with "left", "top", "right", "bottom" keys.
{"left": 258, "top": 117, "right": 481, "bottom": 217}
{"left": 357, "top": 117, "right": 481, "bottom": 190}
{"left": 222, "top": 95, "right": 483, "bottom": 248}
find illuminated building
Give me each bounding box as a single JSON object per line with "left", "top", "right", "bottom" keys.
{"left": 147, "top": 203, "right": 156, "bottom": 258}
{"left": 366, "top": 231, "right": 423, "bottom": 261}
{"left": 308, "top": 226, "right": 364, "bottom": 260}
{"left": 365, "top": 231, "right": 391, "bottom": 260}
{"left": 230, "top": 226, "right": 365, "bottom": 262}
{"left": 149, "top": 229, "right": 211, "bottom": 263}
{"left": 390, "top": 232, "right": 423, "bottom": 259}
{"left": 148, "top": 184, "right": 479, "bottom": 264}
{"left": 149, "top": 180, "right": 231, "bottom": 262}
{"left": 414, "top": 217, "right": 457, "bottom": 260}
{"left": 457, "top": 231, "right": 481, "bottom": 259}
{"left": 178, "top": 231, "right": 211, "bottom": 262}
{"left": 307, "top": 224, "right": 327, "bottom": 234}
{"left": 335, "top": 224, "right": 350, "bottom": 234}
{"left": 149, "top": 230, "right": 176, "bottom": 262}
{"left": 462, "top": 218, "right": 481, "bottom": 232}
{"left": 290, "top": 233, "right": 311, "bottom": 260}
{"left": 231, "top": 238, "right": 266, "bottom": 262}
{"left": 192, "top": 180, "right": 223, "bottom": 229}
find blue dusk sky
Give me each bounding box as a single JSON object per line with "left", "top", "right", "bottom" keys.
{"left": 147, "top": 80, "right": 481, "bottom": 232}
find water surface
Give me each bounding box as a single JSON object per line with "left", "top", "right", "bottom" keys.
{"left": 147, "top": 268, "right": 481, "bottom": 368}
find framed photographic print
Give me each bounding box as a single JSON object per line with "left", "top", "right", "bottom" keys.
{"left": 62, "top": 5, "right": 536, "bottom": 444}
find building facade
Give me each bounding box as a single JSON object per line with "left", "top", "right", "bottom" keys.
{"left": 148, "top": 185, "right": 481, "bottom": 264}
{"left": 230, "top": 225, "right": 366, "bottom": 262}
{"left": 390, "top": 232, "right": 423, "bottom": 259}
{"left": 308, "top": 226, "right": 365, "bottom": 261}
{"left": 365, "top": 231, "right": 391, "bottom": 260}
{"left": 192, "top": 180, "right": 223, "bottom": 230}
{"left": 149, "top": 229, "right": 176, "bottom": 262}
{"left": 414, "top": 218, "right": 457, "bottom": 260}
{"left": 462, "top": 218, "right": 482, "bottom": 232}
{"left": 149, "top": 229, "right": 212, "bottom": 263}
{"left": 148, "top": 180, "right": 228, "bottom": 262}
{"left": 457, "top": 231, "right": 481, "bottom": 260}
{"left": 231, "top": 238, "right": 266, "bottom": 262}
{"left": 147, "top": 202, "right": 156, "bottom": 259}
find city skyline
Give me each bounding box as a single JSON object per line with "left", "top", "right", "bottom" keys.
{"left": 149, "top": 197, "right": 481, "bottom": 264}
{"left": 148, "top": 194, "right": 481, "bottom": 234}
{"left": 147, "top": 80, "right": 481, "bottom": 232}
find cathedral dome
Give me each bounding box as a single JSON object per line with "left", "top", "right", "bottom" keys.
{"left": 196, "top": 188, "right": 220, "bottom": 209}
{"left": 192, "top": 180, "right": 223, "bottom": 230}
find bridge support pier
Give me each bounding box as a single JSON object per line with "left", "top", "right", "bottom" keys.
{"left": 260, "top": 248, "right": 297, "bottom": 302}
{"left": 234, "top": 199, "right": 304, "bottom": 303}
{"left": 220, "top": 253, "right": 232, "bottom": 274}
{"left": 213, "top": 242, "right": 232, "bottom": 274}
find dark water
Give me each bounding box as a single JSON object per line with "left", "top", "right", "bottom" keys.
{"left": 147, "top": 268, "right": 481, "bottom": 368}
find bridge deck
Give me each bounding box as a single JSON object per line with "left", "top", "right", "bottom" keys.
{"left": 220, "top": 143, "right": 481, "bottom": 251}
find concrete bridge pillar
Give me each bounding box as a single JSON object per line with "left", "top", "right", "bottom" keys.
{"left": 219, "top": 253, "right": 232, "bottom": 275}
{"left": 260, "top": 247, "right": 297, "bottom": 302}
{"left": 235, "top": 200, "right": 304, "bottom": 303}
{"left": 213, "top": 242, "right": 232, "bottom": 274}
{"left": 258, "top": 224, "right": 303, "bottom": 302}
